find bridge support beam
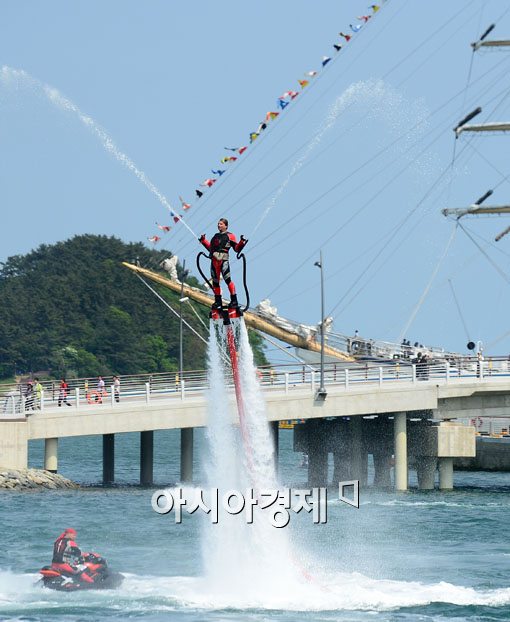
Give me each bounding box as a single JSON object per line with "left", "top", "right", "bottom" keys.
{"left": 307, "top": 419, "right": 328, "bottom": 487}
{"left": 332, "top": 419, "right": 351, "bottom": 483}
{"left": 416, "top": 456, "right": 436, "bottom": 490}
{"left": 394, "top": 412, "right": 408, "bottom": 491}
{"left": 180, "top": 428, "right": 193, "bottom": 483}
{"left": 44, "top": 438, "right": 58, "bottom": 473}
{"left": 438, "top": 457, "right": 454, "bottom": 490}
{"left": 103, "top": 434, "right": 115, "bottom": 484}
{"left": 140, "top": 431, "right": 154, "bottom": 486}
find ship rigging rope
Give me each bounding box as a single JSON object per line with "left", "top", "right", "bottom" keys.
{"left": 151, "top": 54, "right": 510, "bottom": 282}
{"left": 448, "top": 279, "right": 471, "bottom": 342}
{"left": 135, "top": 275, "right": 209, "bottom": 345}
{"left": 151, "top": 0, "right": 484, "bottom": 269}
{"left": 398, "top": 224, "right": 458, "bottom": 343}
{"left": 250, "top": 58, "right": 510, "bottom": 262}
{"left": 262, "top": 65, "right": 510, "bottom": 303}
{"left": 457, "top": 222, "right": 510, "bottom": 285}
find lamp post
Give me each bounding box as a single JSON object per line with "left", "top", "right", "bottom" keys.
{"left": 179, "top": 259, "right": 186, "bottom": 381}
{"left": 314, "top": 251, "right": 327, "bottom": 400}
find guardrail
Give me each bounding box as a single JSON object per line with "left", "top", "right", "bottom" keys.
{"left": 2, "top": 358, "right": 510, "bottom": 417}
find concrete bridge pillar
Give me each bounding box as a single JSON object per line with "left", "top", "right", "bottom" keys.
{"left": 180, "top": 428, "right": 194, "bottom": 483}
{"left": 44, "top": 438, "right": 58, "bottom": 473}
{"left": 140, "top": 431, "right": 154, "bottom": 486}
{"left": 416, "top": 456, "right": 436, "bottom": 490}
{"left": 373, "top": 449, "right": 392, "bottom": 488}
{"left": 332, "top": 419, "right": 351, "bottom": 483}
{"left": 350, "top": 417, "right": 367, "bottom": 486}
{"left": 103, "top": 434, "right": 115, "bottom": 484}
{"left": 307, "top": 419, "right": 328, "bottom": 487}
{"left": 394, "top": 412, "right": 408, "bottom": 491}
{"left": 438, "top": 457, "right": 454, "bottom": 490}
{"left": 271, "top": 421, "right": 279, "bottom": 473}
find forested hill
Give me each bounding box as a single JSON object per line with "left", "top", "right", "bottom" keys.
{"left": 0, "top": 235, "right": 267, "bottom": 379}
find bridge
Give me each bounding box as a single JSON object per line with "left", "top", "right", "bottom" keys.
{"left": 2, "top": 358, "right": 510, "bottom": 490}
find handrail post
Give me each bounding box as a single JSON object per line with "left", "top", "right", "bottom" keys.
{"left": 145, "top": 382, "right": 150, "bottom": 404}
{"left": 21, "top": 395, "right": 26, "bottom": 416}
{"left": 285, "top": 373, "right": 289, "bottom": 394}
{"left": 345, "top": 368, "right": 349, "bottom": 390}
{"left": 379, "top": 367, "right": 383, "bottom": 387}
{"left": 311, "top": 371, "right": 316, "bottom": 394}
{"left": 412, "top": 364, "right": 416, "bottom": 384}
{"left": 479, "top": 361, "right": 484, "bottom": 381}
{"left": 181, "top": 379, "right": 185, "bottom": 401}
{"left": 445, "top": 362, "right": 450, "bottom": 384}
{"left": 40, "top": 389, "right": 45, "bottom": 412}
{"left": 75, "top": 387, "right": 80, "bottom": 409}
{"left": 111, "top": 385, "right": 115, "bottom": 407}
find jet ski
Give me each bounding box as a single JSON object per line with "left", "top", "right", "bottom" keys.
{"left": 39, "top": 552, "right": 124, "bottom": 591}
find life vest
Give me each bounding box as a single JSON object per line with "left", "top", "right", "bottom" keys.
{"left": 210, "top": 232, "right": 236, "bottom": 254}
{"left": 52, "top": 534, "right": 81, "bottom": 565}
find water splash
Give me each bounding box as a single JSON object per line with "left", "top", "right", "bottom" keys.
{"left": 0, "top": 65, "right": 196, "bottom": 237}
{"left": 201, "top": 319, "right": 300, "bottom": 598}
{"left": 252, "top": 79, "right": 430, "bottom": 235}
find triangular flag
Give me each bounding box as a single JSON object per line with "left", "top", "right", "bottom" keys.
{"left": 148, "top": 236, "right": 161, "bottom": 243}
{"left": 156, "top": 223, "right": 171, "bottom": 232}
{"left": 322, "top": 56, "right": 331, "bottom": 67}
{"left": 179, "top": 196, "right": 191, "bottom": 210}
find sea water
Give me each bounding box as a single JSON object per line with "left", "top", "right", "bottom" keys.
{"left": 0, "top": 432, "right": 509, "bottom": 621}
{"left": 1, "top": 321, "right": 509, "bottom": 622}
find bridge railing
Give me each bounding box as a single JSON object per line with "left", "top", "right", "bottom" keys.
{"left": 2, "top": 357, "right": 510, "bottom": 417}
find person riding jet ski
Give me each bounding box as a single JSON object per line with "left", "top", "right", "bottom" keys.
{"left": 199, "top": 217, "right": 247, "bottom": 310}
{"left": 51, "top": 528, "right": 93, "bottom": 584}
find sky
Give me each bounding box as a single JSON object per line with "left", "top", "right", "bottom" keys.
{"left": 2, "top": 0, "right": 510, "bottom": 359}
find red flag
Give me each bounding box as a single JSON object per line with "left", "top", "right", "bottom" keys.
{"left": 179, "top": 196, "right": 191, "bottom": 210}
{"left": 148, "top": 236, "right": 161, "bottom": 243}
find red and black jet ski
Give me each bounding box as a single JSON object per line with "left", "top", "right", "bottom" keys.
{"left": 39, "top": 553, "right": 124, "bottom": 591}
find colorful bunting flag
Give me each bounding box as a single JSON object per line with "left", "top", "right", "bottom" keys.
{"left": 156, "top": 223, "right": 171, "bottom": 232}
{"left": 200, "top": 178, "right": 216, "bottom": 187}
{"left": 148, "top": 236, "right": 161, "bottom": 243}
{"left": 179, "top": 196, "right": 191, "bottom": 210}
{"left": 153, "top": 2, "right": 385, "bottom": 233}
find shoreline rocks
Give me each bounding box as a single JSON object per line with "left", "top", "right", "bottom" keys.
{"left": 0, "top": 468, "right": 79, "bottom": 490}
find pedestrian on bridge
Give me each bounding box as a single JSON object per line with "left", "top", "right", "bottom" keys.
{"left": 58, "top": 378, "right": 72, "bottom": 407}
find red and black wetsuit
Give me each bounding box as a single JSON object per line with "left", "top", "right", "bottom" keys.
{"left": 200, "top": 232, "right": 247, "bottom": 301}
{"left": 52, "top": 534, "right": 93, "bottom": 582}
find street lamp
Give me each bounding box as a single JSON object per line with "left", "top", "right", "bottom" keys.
{"left": 179, "top": 259, "right": 186, "bottom": 382}
{"left": 314, "top": 251, "right": 327, "bottom": 400}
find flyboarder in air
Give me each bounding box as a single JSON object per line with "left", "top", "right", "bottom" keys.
{"left": 199, "top": 218, "right": 247, "bottom": 310}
